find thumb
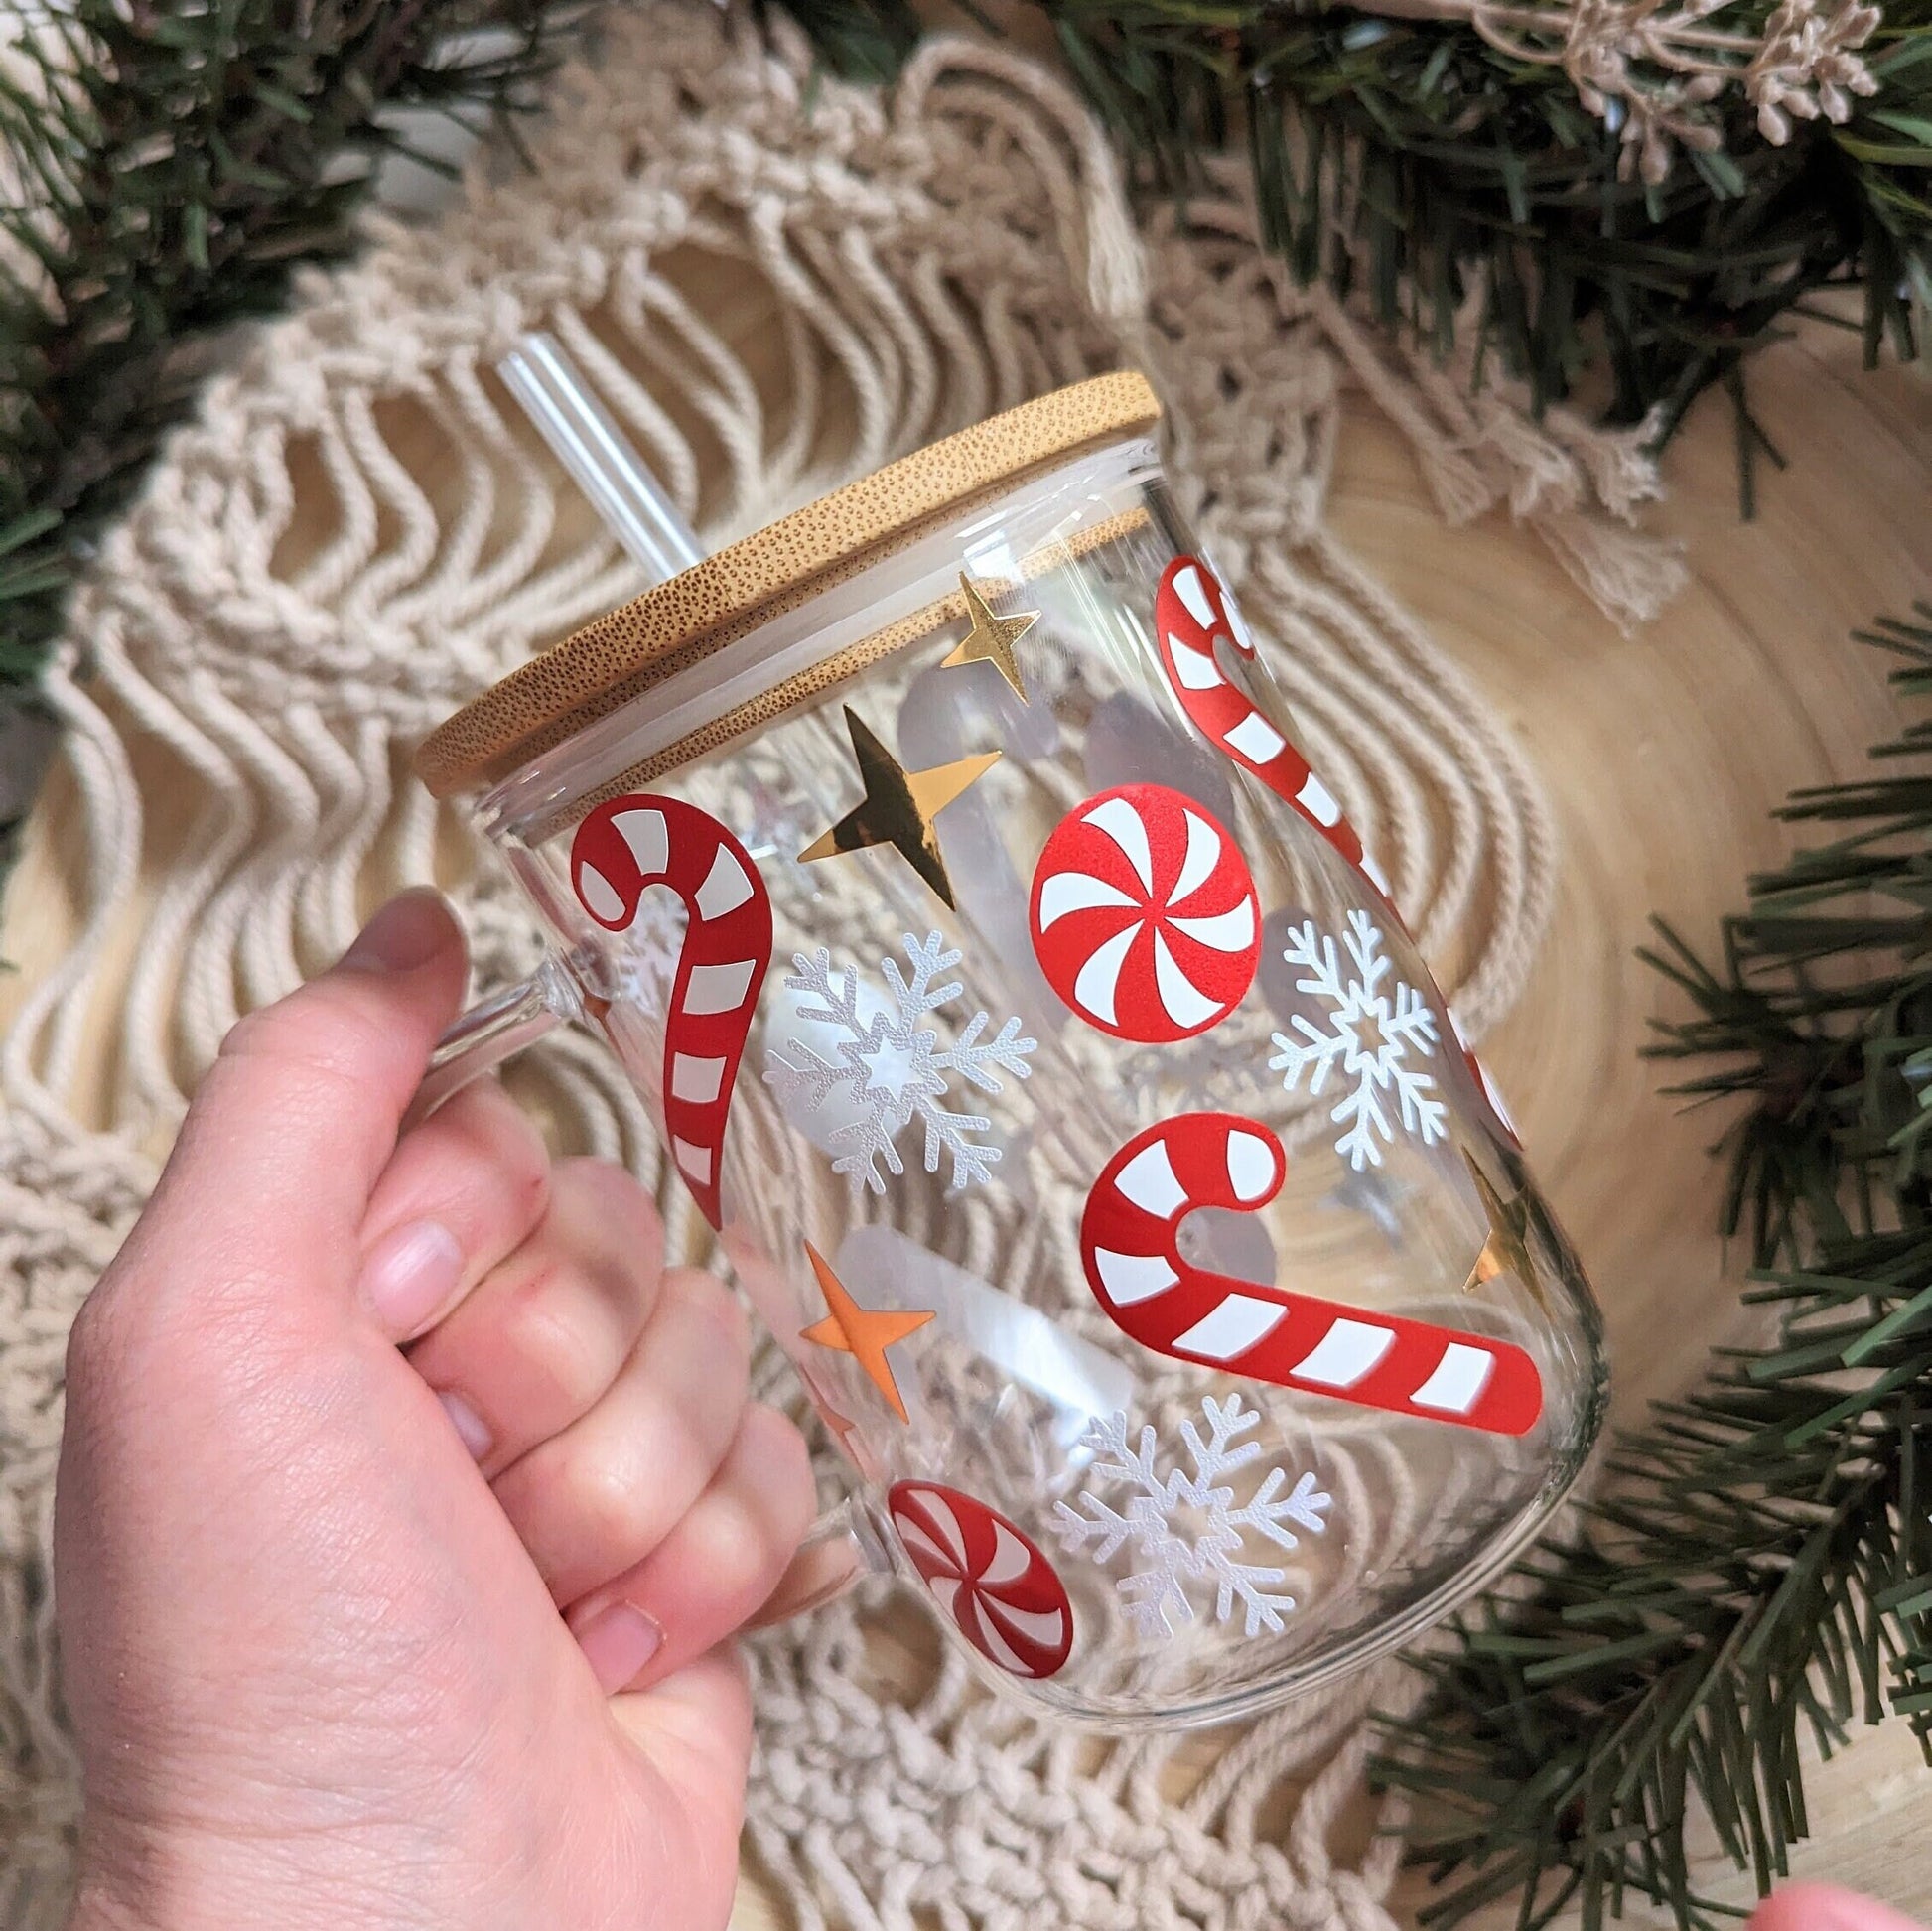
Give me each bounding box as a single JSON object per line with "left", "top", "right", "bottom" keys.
{"left": 130, "top": 891, "right": 470, "bottom": 1315}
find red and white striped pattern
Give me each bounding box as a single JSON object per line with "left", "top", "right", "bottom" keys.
{"left": 889, "top": 1481, "right": 1074, "bottom": 1679}
{"left": 1078, "top": 1113, "right": 1544, "bottom": 1436}
{"left": 1029, "top": 783, "right": 1260, "bottom": 1043}
{"left": 571, "top": 794, "right": 772, "bottom": 1229}
{"left": 1154, "top": 554, "right": 1413, "bottom": 912}
{"left": 1155, "top": 556, "right": 1373, "bottom": 874}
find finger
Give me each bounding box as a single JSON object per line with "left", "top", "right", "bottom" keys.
{"left": 613, "top": 1643, "right": 752, "bottom": 1773}
{"left": 563, "top": 1404, "right": 815, "bottom": 1694}
{"left": 490, "top": 1267, "right": 750, "bottom": 1605}
{"left": 353, "top": 1078, "right": 553, "bottom": 1343}
{"left": 406, "top": 1159, "right": 663, "bottom": 1472}
{"left": 127, "top": 892, "right": 469, "bottom": 1316}
{"left": 610, "top": 1647, "right": 753, "bottom": 1917}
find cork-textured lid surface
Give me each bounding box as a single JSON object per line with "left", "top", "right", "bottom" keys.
{"left": 417, "top": 369, "right": 1162, "bottom": 797}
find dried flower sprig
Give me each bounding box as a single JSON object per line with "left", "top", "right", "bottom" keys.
{"left": 778, "top": 0, "right": 1928, "bottom": 452}
{"left": 1356, "top": 0, "right": 1882, "bottom": 183}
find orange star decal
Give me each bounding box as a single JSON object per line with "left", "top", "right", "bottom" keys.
{"left": 824, "top": 1404, "right": 877, "bottom": 1479}
{"left": 796, "top": 1359, "right": 867, "bottom": 1468}
{"left": 817, "top": 1399, "right": 863, "bottom": 1462}
{"left": 799, "top": 1241, "right": 934, "bottom": 1424}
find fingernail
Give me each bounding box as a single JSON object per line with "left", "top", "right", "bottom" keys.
{"left": 340, "top": 890, "right": 451, "bottom": 974}
{"left": 437, "top": 1390, "right": 492, "bottom": 1461}
{"left": 571, "top": 1599, "right": 663, "bottom": 1695}
{"left": 357, "top": 1219, "right": 463, "bottom": 1336}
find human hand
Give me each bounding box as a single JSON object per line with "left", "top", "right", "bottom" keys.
{"left": 56, "top": 892, "right": 815, "bottom": 1931}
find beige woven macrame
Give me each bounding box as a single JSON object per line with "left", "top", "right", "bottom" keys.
{"left": 0, "top": 6, "right": 1674, "bottom": 1924}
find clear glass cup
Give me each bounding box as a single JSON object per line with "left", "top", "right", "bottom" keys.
{"left": 417, "top": 374, "right": 1607, "bottom": 1729}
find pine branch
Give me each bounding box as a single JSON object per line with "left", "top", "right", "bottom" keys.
{"left": 773, "top": 0, "right": 1930, "bottom": 449}
{"left": 0, "top": 0, "right": 568, "bottom": 879}
{"left": 1376, "top": 605, "right": 1932, "bottom": 1930}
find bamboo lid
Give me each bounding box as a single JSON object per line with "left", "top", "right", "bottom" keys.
{"left": 415, "top": 370, "right": 1162, "bottom": 798}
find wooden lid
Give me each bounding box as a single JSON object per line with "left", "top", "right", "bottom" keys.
{"left": 416, "top": 370, "right": 1161, "bottom": 798}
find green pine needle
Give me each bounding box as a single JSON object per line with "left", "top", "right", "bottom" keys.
{"left": 1376, "top": 605, "right": 1932, "bottom": 1931}
{"left": 775, "top": 0, "right": 1930, "bottom": 447}
{"left": 0, "top": 0, "right": 564, "bottom": 881}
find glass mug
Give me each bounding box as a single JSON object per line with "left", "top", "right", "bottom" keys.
{"left": 415, "top": 371, "right": 1607, "bottom": 1728}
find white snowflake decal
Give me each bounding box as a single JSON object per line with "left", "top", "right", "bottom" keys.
{"left": 1053, "top": 1394, "right": 1332, "bottom": 1640}
{"left": 1268, "top": 908, "right": 1449, "bottom": 1172}
{"left": 763, "top": 931, "right": 1035, "bottom": 1195}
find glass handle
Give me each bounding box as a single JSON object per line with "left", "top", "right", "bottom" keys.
{"left": 404, "top": 956, "right": 585, "bottom": 1132}
{"left": 454, "top": 341, "right": 889, "bottom": 1629}
{"left": 749, "top": 1495, "right": 886, "bottom": 1629}
{"left": 409, "top": 978, "right": 888, "bottom": 1633}
{"left": 473, "top": 343, "right": 875, "bottom": 1631}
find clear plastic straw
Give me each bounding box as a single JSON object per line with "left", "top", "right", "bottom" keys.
{"left": 498, "top": 331, "right": 705, "bottom": 583}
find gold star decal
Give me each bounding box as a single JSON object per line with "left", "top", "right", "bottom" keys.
{"left": 1461, "top": 1152, "right": 1545, "bottom": 1305}
{"left": 941, "top": 572, "right": 1039, "bottom": 701}
{"left": 800, "top": 1241, "right": 934, "bottom": 1425}
{"left": 798, "top": 705, "right": 999, "bottom": 909}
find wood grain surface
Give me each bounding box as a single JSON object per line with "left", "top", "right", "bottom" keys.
{"left": 1326, "top": 322, "right": 1932, "bottom": 1931}
{"left": 715, "top": 319, "right": 1932, "bottom": 1926}
{"left": 3, "top": 312, "right": 1927, "bottom": 1927}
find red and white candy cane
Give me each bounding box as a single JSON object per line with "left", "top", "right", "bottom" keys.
{"left": 1080, "top": 1113, "right": 1544, "bottom": 1436}
{"left": 1155, "top": 556, "right": 1392, "bottom": 897}
{"left": 571, "top": 795, "right": 772, "bottom": 1229}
